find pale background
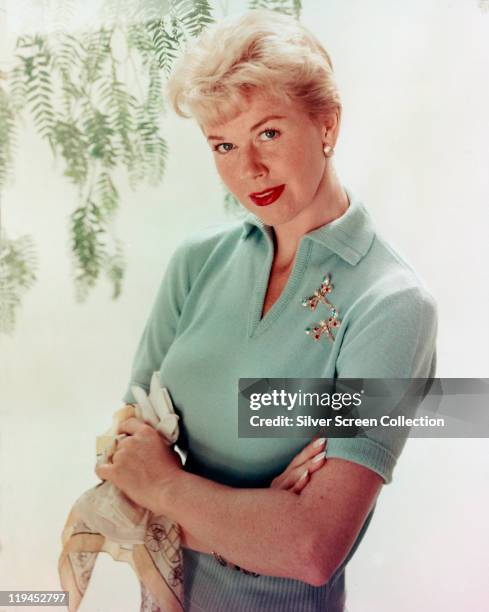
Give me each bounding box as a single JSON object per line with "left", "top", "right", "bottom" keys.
{"left": 1, "top": 1, "right": 488, "bottom": 611}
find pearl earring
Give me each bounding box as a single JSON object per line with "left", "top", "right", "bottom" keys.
{"left": 323, "top": 144, "right": 334, "bottom": 157}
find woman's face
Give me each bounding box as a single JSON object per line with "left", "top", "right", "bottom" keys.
{"left": 202, "top": 90, "right": 333, "bottom": 228}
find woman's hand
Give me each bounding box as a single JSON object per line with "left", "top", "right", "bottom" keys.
{"left": 270, "top": 437, "right": 327, "bottom": 494}
{"left": 95, "top": 417, "right": 182, "bottom": 515}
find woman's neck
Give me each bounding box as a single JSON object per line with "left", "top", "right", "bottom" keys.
{"left": 272, "top": 168, "right": 349, "bottom": 269}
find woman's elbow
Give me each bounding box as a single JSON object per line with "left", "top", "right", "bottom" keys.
{"left": 298, "top": 538, "right": 335, "bottom": 587}
{"left": 301, "top": 565, "right": 332, "bottom": 588}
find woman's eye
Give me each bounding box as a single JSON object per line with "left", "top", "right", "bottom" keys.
{"left": 215, "top": 142, "right": 234, "bottom": 154}
{"left": 259, "top": 129, "right": 279, "bottom": 141}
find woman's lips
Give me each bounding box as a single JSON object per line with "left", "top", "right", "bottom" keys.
{"left": 249, "top": 184, "right": 285, "bottom": 207}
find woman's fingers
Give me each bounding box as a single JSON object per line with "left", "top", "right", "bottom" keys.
{"left": 287, "top": 436, "right": 327, "bottom": 469}
{"left": 291, "top": 469, "right": 310, "bottom": 494}
{"left": 289, "top": 449, "right": 327, "bottom": 494}
{"left": 307, "top": 450, "right": 327, "bottom": 475}
{"left": 270, "top": 440, "right": 328, "bottom": 492}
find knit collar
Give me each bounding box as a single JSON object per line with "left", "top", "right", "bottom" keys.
{"left": 241, "top": 186, "right": 375, "bottom": 266}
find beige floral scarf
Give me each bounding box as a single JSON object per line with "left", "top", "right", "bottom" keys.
{"left": 58, "top": 374, "right": 184, "bottom": 611}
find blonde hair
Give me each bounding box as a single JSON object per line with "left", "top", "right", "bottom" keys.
{"left": 166, "top": 9, "right": 341, "bottom": 126}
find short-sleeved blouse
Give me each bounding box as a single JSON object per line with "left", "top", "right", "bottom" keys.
{"left": 123, "top": 187, "right": 437, "bottom": 611}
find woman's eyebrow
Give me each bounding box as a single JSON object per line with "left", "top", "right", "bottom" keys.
{"left": 206, "top": 115, "right": 286, "bottom": 141}
{"left": 249, "top": 114, "right": 286, "bottom": 132}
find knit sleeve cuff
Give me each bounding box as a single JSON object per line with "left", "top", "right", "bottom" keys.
{"left": 122, "top": 380, "right": 149, "bottom": 406}
{"left": 325, "top": 436, "right": 399, "bottom": 484}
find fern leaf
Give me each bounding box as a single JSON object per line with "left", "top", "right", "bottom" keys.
{"left": 180, "top": 0, "right": 214, "bottom": 37}
{"left": 0, "top": 86, "right": 17, "bottom": 191}
{"left": 0, "top": 233, "right": 38, "bottom": 334}
{"left": 248, "top": 0, "right": 299, "bottom": 16}
{"left": 103, "top": 240, "right": 125, "bottom": 300}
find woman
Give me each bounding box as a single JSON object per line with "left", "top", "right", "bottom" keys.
{"left": 96, "top": 10, "right": 437, "bottom": 611}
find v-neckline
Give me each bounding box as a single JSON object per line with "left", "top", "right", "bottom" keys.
{"left": 248, "top": 232, "right": 312, "bottom": 338}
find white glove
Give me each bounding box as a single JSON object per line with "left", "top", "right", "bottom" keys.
{"left": 130, "top": 372, "right": 180, "bottom": 444}
{"left": 74, "top": 373, "right": 180, "bottom": 545}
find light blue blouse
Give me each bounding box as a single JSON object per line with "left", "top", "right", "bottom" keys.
{"left": 123, "top": 187, "right": 437, "bottom": 611}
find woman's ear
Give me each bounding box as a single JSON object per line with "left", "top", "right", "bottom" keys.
{"left": 321, "top": 109, "right": 341, "bottom": 147}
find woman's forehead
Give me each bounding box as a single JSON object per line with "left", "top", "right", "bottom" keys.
{"left": 202, "top": 91, "right": 297, "bottom": 135}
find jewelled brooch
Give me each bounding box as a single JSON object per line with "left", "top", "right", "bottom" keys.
{"left": 301, "top": 274, "right": 341, "bottom": 342}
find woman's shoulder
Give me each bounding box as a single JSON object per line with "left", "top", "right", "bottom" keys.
{"left": 167, "top": 218, "right": 246, "bottom": 275}
{"left": 328, "top": 189, "right": 436, "bottom": 311}
{"left": 366, "top": 231, "right": 435, "bottom": 300}
{"left": 349, "top": 229, "right": 437, "bottom": 330}
{"left": 180, "top": 218, "right": 245, "bottom": 252}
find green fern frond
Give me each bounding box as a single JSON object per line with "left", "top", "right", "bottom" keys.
{"left": 70, "top": 200, "right": 106, "bottom": 300}
{"left": 18, "top": 36, "right": 57, "bottom": 149}
{"left": 0, "top": 233, "right": 38, "bottom": 334}
{"left": 55, "top": 34, "right": 86, "bottom": 118}
{"left": 127, "top": 23, "right": 154, "bottom": 66}
{"left": 292, "top": 0, "right": 302, "bottom": 18}
{"left": 147, "top": 18, "right": 178, "bottom": 75}
{"left": 180, "top": 0, "right": 214, "bottom": 37}
{"left": 83, "top": 109, "right": 117, "bottom": 168}
{"left": 101, "top": 63, "right": 138, "bottom": 167}
{"left": 56, "top": 32, "right": 86, "bottom": 73}
{"left": 8, "top": 65, "right": 27, "bottom": 113}
{"left": 146, "top": 58, "right": 165, "bottom": 120}
{"left": 81, "top": 27, "right": 113, "bottom": 84}
{"left": 103, "top": 240, "right": 125, "bottom": 300}
{"left": 248, "top": 0, "right": 300, "bottom": 16}
{"left": 52, "top": 120, "right": 89, "bottom": 186}
{"left": 0, "top": 87, "right": 16, "bottom": 191}
{"left": 97, "top": 171, "right": 119, "bottom": 217}
{"left": 132, "top": 0, "right": 172, "bottom": 23}
{"left": 70, "top": 188, "right": 124, "bottom": 301}
{"left": 149, "top": 135, "right": 168, "bottom": 185}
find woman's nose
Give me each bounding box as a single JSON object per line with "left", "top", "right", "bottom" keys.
{"left": 239, "top": 145, "right": 267, "bottom": 180}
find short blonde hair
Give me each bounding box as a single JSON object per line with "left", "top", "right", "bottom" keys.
{"left": 166, "top": 9, "right": 341, "bottom": 126}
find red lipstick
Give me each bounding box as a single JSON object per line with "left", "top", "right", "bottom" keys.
{"left": 249, "top": 184, "right": 285, "bottom": 207}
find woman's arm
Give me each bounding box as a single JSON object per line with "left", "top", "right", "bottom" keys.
{"left": 156, "top": 457, "right": 382, "bottom": 587}
{"left": 114, "top": 405, "right": 329, "bottom": 559}
{"left": 98, "top": 416, "right": 381, "bottom": 587}
{"left": 178, "top": 436, "right": 328, "bottom": 558}
{"left": 97, "top": 421, "right": 347, "bottom": 585}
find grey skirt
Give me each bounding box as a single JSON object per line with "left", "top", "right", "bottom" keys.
{"left": 182, "top": 549, "right": 346, "bottom": 612}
